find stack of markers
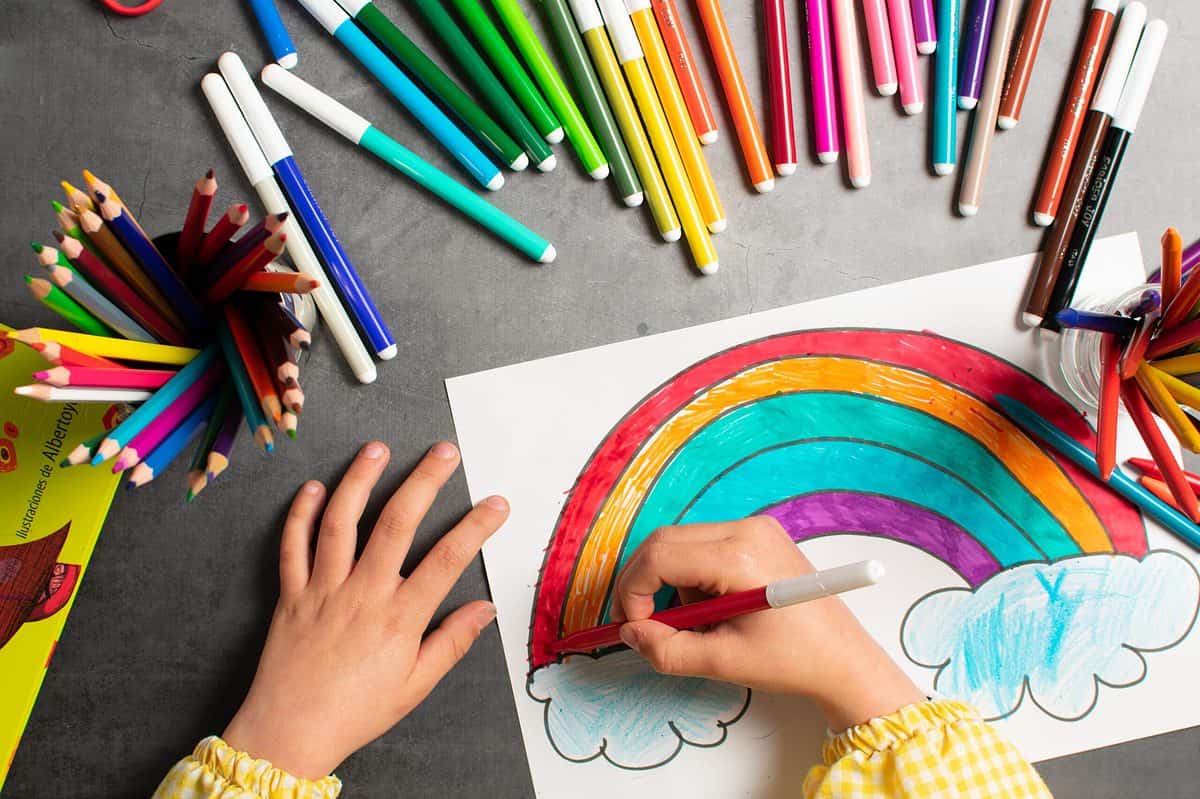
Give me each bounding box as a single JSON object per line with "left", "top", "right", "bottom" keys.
{"left": 1055, "top": 228, "right": 1200, "bottom": 524}
{"left": 1025, "top": 4, "right": 1167, "bottom": 329}
{"left": 11, "top": 167, "right": 317, "bottom": 500}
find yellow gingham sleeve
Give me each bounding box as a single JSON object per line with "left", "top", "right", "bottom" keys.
{"left": 803, "top": 699, "right": 1053, "bottom": 798}
{"left": 152, "top": 736, "right": 342, "bottom": 799}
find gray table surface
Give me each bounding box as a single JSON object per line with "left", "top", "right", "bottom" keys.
{"left": 2, "top": 0, "right": 1198, "bottom": 796}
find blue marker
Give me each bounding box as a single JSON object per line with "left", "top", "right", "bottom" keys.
{"left": 218, "top": 52, "right": 396, "bottom": 360}
{"left": 1054, "top": 308, "right": 1138, "bottom": 337}
{"left": 128, "top": 395, "right": 218, "bottom": 488}
{"left": 247, "top": 0, "right": 299, "bottom": 69}
{"left": 932, "top": 0, "right": 960, "bottom": 176}
{"left": 292, "top": 0, "right": 504, "bottom": 191}
{"left": 996, "top": 395, "right": 1200, "bottom": 551}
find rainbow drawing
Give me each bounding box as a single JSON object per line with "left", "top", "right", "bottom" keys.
{"left": 529, "top": 329, "right": 1149, "bottom": 669}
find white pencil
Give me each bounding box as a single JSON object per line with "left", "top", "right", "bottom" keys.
{"left": 201, "top": 72, "right": 377, "bottom": 385}
{"left": 15, "top": 384, "right": 154, "bottom": 403}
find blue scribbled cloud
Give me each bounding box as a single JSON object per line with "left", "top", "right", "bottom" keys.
{"left": 527, "top": 650, "right": 750, "bottom": 769}
{"left": 902, "top": 552, "right": 1200, "bottom": 720}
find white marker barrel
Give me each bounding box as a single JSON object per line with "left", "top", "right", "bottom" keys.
{"left": 1090, "top": 2, "right": 1147, "bottom": 116}
{"left": 261, "top": 65, "right": 372, "bottom": 144}
{"left": 200, "top": 74, "right": 274, "bottom": 186}
{"left": 218, "top": 52, "right": 294, "bottom": 164}
{"left": 765, "top": 560, "right": 885, "bottom": 607}
{"left": 1113, "top": 19, "right": 1167, "bottom": 133}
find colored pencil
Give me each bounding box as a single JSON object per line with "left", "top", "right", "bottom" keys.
{"left": 1120, "top": 379, "right": 1200, "bottom": 520}
{"left": 408, "top": 0, "right": 556, "bottom": 171}
{"left": 490, "top": 0, "right": 610, "bottom": 179}
{"left": 258, "top": 326, "right": 299, "bottom": 387}
{"left": 61, "top": 180, "right": 94, "bottom": 212}
{"left": 216, "top": 319, "right": 274, "bottom": 454}
{"left": 956, "top": 0, "right": 1019, "bottom": 217}
{"left": 997, "top": 0, "right": 1052, "bottom": 129}
{"left": 805, "top": 0, "right": 840, "bottom": 163}
{"left": 1162, "top": 228, "right": 1183, "bottom": 313}
{"left": 570, "top": 0, "right": 680, "bottom": 241}
{"left": 649, "top": 0, "right": 717, "bottom": 145}
{"left": 205, "top": 230, "right": 287, "bottom": 304}
{"left": 63, "top": 429, "right": 109, "bottom": 467}
{"left": 218, "top": 53, "right": 396, "bottom": 360}
{"left": 910, "top": 0, "right": 936, "bottom": 54}
{"left": 597, "top": 0, "right": 717, "bottom": 274}
{"left": 293, "top": 0, "right": 504, "bottom": 191}
{"left": 540, "top": 0, "right": 642, "bottom": 204}
{"left": 693, "top": 0, "right": 774, "bottom": 192}
{"left": 268, "top": 301, "right": 313, "bottom": 350}
{"left": 1152, "top": 351, "right": 1200, "bottom": 377}
{"left": 91, "top": 346, "right": 217, "bottom": 463}
{"left": 1140, "top": 475, "right": 1191, "bottom": 513}
{"left": 1020, "top": 2, "right": 1145, "bottom": 326}
{"left": 206, "top": 400, "right": 243, "bottom": 480}
{"left": 27, "top": 340, "right": 126, "bottom": 370}
{"left": 830, "top": 0, "right": 871, "bottom": 188}
{"left": 627, "top": 0, "right": 727, "bottom": 232}
{"left": 248, "top": 0, "right": 299, "bottom": 68}
{"left": 887, "top": 0, "right": 924, "bottom": 114}
{"left": 1118, "top": 311, "right": 1157, "bottom": 380}
{"left": 112, "top": 367, "right": 223, "bottom": 472}
{"left": 52, "top": 200, "right": 104, "bottom": 261}
{"left": 128, "top": 399, "right": 216, "bottom": 489}
{"left": 207, "top": 212, "right": 288, "bottom": 278}
{"left": 1041, "top": 20, "right": 1168, "bottom": 325}
{"left": 931, "top": 0, "right": 959, "bottom": 175}
{"left": 279, "top": 411, "right": 299, "bottom": 439}
{"left": 957, "top": 0, "right": 995, "bottom": 110}
{"left": 1152, "top": 367, "right": 1200, "bottom": 416}
{"left": 862, "top": 0, "right": 897, "bottom": 96}
{"left": 1160, "top": 276, "right": 1200, "bottom": 337}
{"left": 996, "top": 395, "right": 1200, "bottom": 549}
{"left": 82, "top": 170, "right": 142, "bottom": 232}
{"left": 35, "top": 365, "right": 174, "bottom": 389}
{"left": 1128, "top": 458, "right": 1200, "bottom": 495}
{"left": 14, "top": 384, "right": 153, "bottom": 403}
{"left": 12, "top": 328, "right": 200, "bottom": 365}
{"left": 26, "top": 276, "right": 111, "bottom": 336}
{"left": 238, "top": 271, "right": 320, "bottom": 294}
{"left": 1096, "top": 333, "right": 1120, "bottom": 479}
{"left": 197, "top": 203, "right": 250, "bottom": 265}
{"left": 1135, "top": 364, "right": 1200, "bottom": 454}
{"left": 335, "top": 0, "right": 528, "bottom": 170}
{"left": 1031, "top": 0, "right": 1119, "bottom": 227}
{"left": 42, "top": 262, "right": 156, "bottom": 342}
{"left": 186, "top": 383, "right": 234, "bottom": 500}
{"left": 260, "top": 66, "right": 557, "bottom": 263}
{"left": 1054, "top": 308, "right": 1137, "bottom": 336}
{"left": 225, "top": 304, "right": 283, "bottom": 423}
{"left": 762, "top": 0, "right": 797, "bottom": 173}
{"left": 178, "top": 169, "right": 217, "bottom": 272}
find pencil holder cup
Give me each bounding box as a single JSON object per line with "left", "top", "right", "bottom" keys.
{"left": 1058, "top": 282, "right": 1158, "bottom": 408}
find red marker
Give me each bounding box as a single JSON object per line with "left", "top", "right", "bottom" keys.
{"left": 550, "top": 560, "right": 884, "bottom": 654}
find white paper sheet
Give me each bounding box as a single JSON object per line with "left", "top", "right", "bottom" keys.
{"left": 447, "top": 234, "right": 1200, "bottom": 798}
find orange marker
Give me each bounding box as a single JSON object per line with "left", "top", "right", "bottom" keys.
{"left": 649, "top": 0, "right": 718, "bottom": 145}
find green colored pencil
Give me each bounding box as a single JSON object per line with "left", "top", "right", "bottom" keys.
{"left": 447, "top": 0, "right": 562, "bottom": 143}
{"left": 62, "top": 428, "right": 107, "bottom": 467}
{"left": 538, "top": 0, "right": 640, "bottom": 203}
{"left": 186, "top": 382, "right": 234, "bottom": 501}
{"left": 25, "top": 275, "right": 111, "bottom": 336}
{"left": 342, "top": 0, "right": 528, "bottom": 171}
{"left": 52, "top": 200, "right": 106, "bottom": 261}
{"left": 410, "top": 0, "right": 557, "bottom": 170}
{"left": 488, "top": 0, "right": 608, "bottom": 178}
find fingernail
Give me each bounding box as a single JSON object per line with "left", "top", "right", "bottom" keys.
{"left": 484, "top": 495, "right": 509, "bottom": 511}
{"left": 431, "top": 441, "right": 458, "bottom": 460}
{"left": 362, "top": 442, "right": 386, "bottom": 459}
{"left": 619, "top": 624, "right": 640, "bottom": 648}
{"left": 476, "top": 603, "right": 497, "bottom": 627}
{"left": 302, "top": 481, "right": 322, "bottom": 495}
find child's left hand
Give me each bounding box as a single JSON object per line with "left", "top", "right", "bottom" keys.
{"left": 221, "top": 441, "right": 508, "bottom": 780}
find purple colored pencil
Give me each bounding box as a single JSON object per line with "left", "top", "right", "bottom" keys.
{"left": 805, "top": 0, "right": 841, "bottom": 164}
{"left": 911, "top": 0, "right": 937, "bottom": 54}
{"left": 958, "top": 0, "right": 995, "bottom": 110}
{"left": 111, "top": 366, "right": 224, "bottom": 473}
{"left": 206, "top": 403, "right": 243, "bottom": 481}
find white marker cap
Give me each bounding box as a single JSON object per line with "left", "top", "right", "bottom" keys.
{"left": 766, "top": 560, "right": 885, "bottom": 607}
{"left": 201, "top": 73, "right": 274, "bottom": 186}
{"left": 597, "top": 0, "right": 643, "bottom": 63}
{"left": 262, "top": 64, "right": 371, "bottom": 144}
{"left": 295, "top": 0, "right": 351, "bottom": 35}
{"left": 1113, "top": 19, "right": 1168, "bottom": 133}
{"left": 218, "top": 52, "right": 293, "bottom": 164}
{"left": 1091, "top": 2, "right": 1147, "bottom": 116}
{"left": 566, "top": 0, "right": 605, "bottom": 32}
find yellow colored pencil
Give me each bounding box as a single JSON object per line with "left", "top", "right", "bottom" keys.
{"left": 1135, "top": 364, "right": 1200, "bottom": 453}
{"left": 8, "top": 327, "right": 200, "bottom": 365}
{"left": 1152, "top": 353, "right": 1200, "bottom": 377}
{"left": 61, "top": 180, "right": 95, "bottom": 212}
{"left": 1150, "top": 365, "right": 1200, "bottom": 413}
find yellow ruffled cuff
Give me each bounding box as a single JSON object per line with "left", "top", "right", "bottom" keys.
{"left": 822, "top": 698, "right": 979, "bottom": 764}
{"left": 153, "top": 736, "right": 342, "bottom": 799}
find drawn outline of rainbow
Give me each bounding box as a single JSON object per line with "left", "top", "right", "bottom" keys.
{"left": 528, "top": 329, "right": 1146, "bottom": 668}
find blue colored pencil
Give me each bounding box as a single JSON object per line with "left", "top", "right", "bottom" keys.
{"left": 248, "top": 0, "right": 299, "bottom": 69}
{"left": 216, "top": 318, "right": 276, "bottom": 454}
{"left": 92, "top": 345, "right": 219, "bottom": 464}
{"left": 127, "top": 395, "right": 219, "bottom": 488}
{"left": 996, "top": 395, "right": 1200, "bottom": 550}
{"left": 932, "top": 0, "right": 960, "bottom": 175}
{"left": 292, "top": 0, "right": 503, "bottom": 191}
{"left": 1054, "top": 309, "right": 1138, "bottom": 337}
{"left": 217, "top": 52, "right": 396, "bottom": 360}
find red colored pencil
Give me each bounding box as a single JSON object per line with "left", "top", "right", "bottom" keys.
{"left": 204, "top": 231, "right": 287, "bottom": 304}
{"left": 1161, "top": 252, "right": 1200, "bottom": 331}
{"left": 207, "top": 211, "right": 288, "bottom": 278}
{"left": 34, "top": 365, "right": 175, "bottom": 389}
{"left": 178, "top": 169, "right": 217, "bottom": 273}
{"left": 224, "top": 304, "right": 283, "bottom": 423}
{"left": 1097, "top": 333, "right": 1120, "bottom": 480}
{"left": 1119, "top": 313, "right": 1158, "bottom": 380}
{"left": 28, "top": 340, "right": 127, "bottom": 370}
{"left": 1128, "top": 457, "right": 1200, "bottom": 494}
{"left": 1120, "top": 379, "right": 1200, "bottom": 522}
{"left": 196, "top": 203, "right": 249, "bottom": 265}
{"left": 237, "top": 271, "right": 320, "bottom": 294}
{"left": 1146, "top": 316, "right": 1200, "bottom": 361}
{"left": 1161, "top": 228, "right": 1183, "bottom": 313}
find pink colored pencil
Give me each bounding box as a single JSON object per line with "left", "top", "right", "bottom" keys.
{"left": 862, "top": 0, "right": 898, "bottom": 96}
{"left": 34, "top": 365, "right": 176, "bottom": 389}
{"left": 111, "top": 365, "right": 224, "bottom": 473}
{"left": 886, "top": 0, "right": 924, "bottom": 113}
{"left": 805, "top": 0, "right": 840, "bottom": 164}
{"left": 830, "top": 0, "right": 871, "bottom": 187}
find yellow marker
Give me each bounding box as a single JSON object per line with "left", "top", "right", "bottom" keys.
{"left": 1153, "top": 352, "right": 1200, "bottom": 377}
{"left": 569, "top": 0, "right": 680, "bottom": 242}
{"left": 597, "top": 0, "right": 717, "bottom": 274}
{"left": 8, "top": 327, "right": 201, "bottom": 365}
{"left": 1136, "top": 364, "right": 1200, "bottom": 453}
{"left": 626, "top": 0, "right": 726, "bottom": 234}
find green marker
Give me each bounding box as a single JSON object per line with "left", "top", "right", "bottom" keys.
{"left": 337, "top": 0, "right": 528, "bottom": 170}
{"left": 537, "top": 0, "right": 640, "bottom": 204}
{"left": 489, "top": 0, "right": 609, "bottom": 178}
{"left": 410, "top": 0, "right": 557, "bottom": 170}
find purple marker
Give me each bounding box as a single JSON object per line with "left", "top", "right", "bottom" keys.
{"left": 806, "top": 0, "right": 841, "bottom": 164}
{"left": 958, "top": 0, "right": 996, "bottom": 110}
{"left": 911, "top": 0, "right": 936, "bottom": 54}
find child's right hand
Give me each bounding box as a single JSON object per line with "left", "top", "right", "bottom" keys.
{"left": 609, "top": 517, "right": 925, "bottom": 731}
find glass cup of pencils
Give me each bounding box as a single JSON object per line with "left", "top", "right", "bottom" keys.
{"left": 1059, "top": 283, "right": 1159, "bottom": 408}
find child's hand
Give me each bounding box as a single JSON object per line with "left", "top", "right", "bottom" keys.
{"left": 610, "top": 517, "right": 924, "bottom": 731}
{"left": 221, "top": 441, "right": 507, "bottom": 779}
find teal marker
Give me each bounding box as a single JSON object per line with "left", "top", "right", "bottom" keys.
{"left": 932, "top": 0, "right": 960, "bottom": 175}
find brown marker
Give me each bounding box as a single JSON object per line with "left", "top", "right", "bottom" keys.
{"left": 997, "top": 0, "right": 1053, "bottom": 130}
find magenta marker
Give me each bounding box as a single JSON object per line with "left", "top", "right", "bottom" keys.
{"left": 805, "top": 0, "right": 840, "bottom": 163}
{"left": 911, "top": 0, "right": 936, "bottom": 54}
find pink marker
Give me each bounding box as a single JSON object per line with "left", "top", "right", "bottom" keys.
{"left": 911, "top": 0, "right": 937, "bottom": 54}
{"left": 887, "top": 0, "right": 924, "bottom": 113}
{"left": 830, "top": 0, "right": 871, "bottom": 187}
{"left": 805, "top": 0, "right": 840, "bottom": 164}
{"left": 862, "top": 0, "right": 898, "bottom": 95}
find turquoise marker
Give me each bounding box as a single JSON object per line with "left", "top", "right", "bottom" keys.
{"left": 262, "top": 65, "right": 557, "bottom": 264}
{"left": 932, "top": 0, "right": 960, "bottom": 175}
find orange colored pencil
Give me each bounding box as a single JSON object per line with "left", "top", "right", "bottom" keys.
{"left": 692, "top": 0, "right": 774, "bottom": 191}
{"left": 224, "top": 304, "right": 283, "bottom": 423}
{"left": 649, "top": 0, "right": 718, "bottom": 145}
{"left": 238, "top": 271, "right": 320, "bottom": 294}
{"left": 1161, "top": 266, "right": 1200, "bottom": 332}
{"left": 1161, "top": 228, "right": 1183, "bottom": 313}
{"left": 1140, "top": 475, "right": 1189, "bottom": 512}
{"left": 178, "top": 169, "right": 218, "bottom": 273}
{"left": 204, "top": 231, "right": 287, "bottom": 304}
{"left": 197, "top": 203, "right": 250, "bottom": 266}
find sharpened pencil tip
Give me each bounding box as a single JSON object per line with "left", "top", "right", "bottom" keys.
{"left": 287, "top": 429, "right": 297, "bottom": 440}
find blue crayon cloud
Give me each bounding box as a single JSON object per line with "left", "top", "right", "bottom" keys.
{"left": 902, "top": 552, "right": 1200, "bottom": 720}
{"left": 527, "top": 650, "right": 750, "bottom": 769}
